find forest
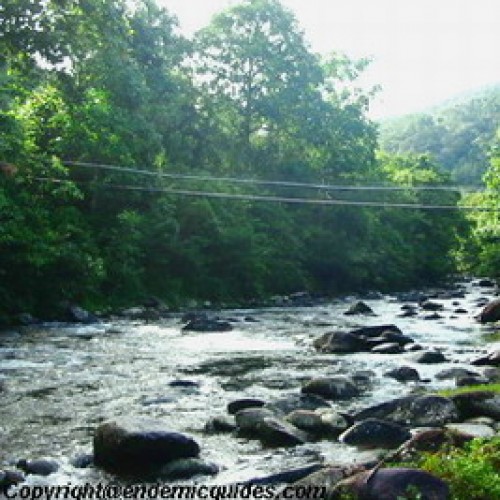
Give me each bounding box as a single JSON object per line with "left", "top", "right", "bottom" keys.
{"left": 0, "top": 0, "right": 499, "bottom": 325}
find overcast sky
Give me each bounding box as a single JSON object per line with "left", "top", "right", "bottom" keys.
{"left": 159, "top": 0, "right": 500, "bottom": 119}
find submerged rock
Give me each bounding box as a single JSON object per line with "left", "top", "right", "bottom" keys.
{"left": 93, "top": 418, "right": 200, "bottom": 473}
{"left": 182, "top": 318, "right": 232, "bottom": 332}
{"left": 227, "top": 398, "right": 266, "bottom": 415}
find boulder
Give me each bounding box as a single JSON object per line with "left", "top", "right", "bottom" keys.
{"left": 476, "top": 299, "right": 500, "bottom": 323}
{"left": 328, "top": 467, "right": 450, "bottom": 500}
{"left": 204, "top": 416, "right": 237, "bottom": 434}
{"left": 344, "top": 301, "right": 375, "bottom": 316}
{"left": 471, "top": 350, "right": 500, "bottom": 367}
{"left": 339, "top": 418, "right": 411, "bottom": 449}
{"left": 235, "top": 408, "right": 275, "bottom": 433}
{"left": 456, "top": 375, "right": 490, "bottom": 387}
{"left": 17, "top": 458, "right": 59, "bottom": 476}
{"left": 158, "top": 458, "right": 218, "bottom": 480}
{"left": 301, "top": 376, "right": 360, "bottom": 400}
{"left": 421, "top": 301, "right": 444, "bottom": 311}
{"left": 182, "top": 318, "right": 232, "bottom": 332}
{"left": 264, "top": 393, "right": 330, "bottom": 417}
{"left": 67, "top": 305, "right": 99, "bottom": 324}
{"left": 285, "top": 409, "right": 349, "bottom": 436}
{"left": 254, "top": 417, "right": 309, "bottom": 447}
{"left": 0, "top": 469, "right": 25, "bottom": 490}
{"left": 313, "top": 331, "right": 368, "bottom": 353}
{"left": 445, "top": 423, "right": 495, "bottom": 438}
{"left": 435, "top": 368, "right": 479, "bottom": 380}
{"left": 384, "top": 366, "right": 420, "bottom": 383}
{"left": 451, "top": 391, "right": 500, "bottom": 420}
{"left": 413, "top": 350, "right": 447, "bottom": 364}
{"left": 93, "top": 418, "right": 200, "bottom": 473}
{"left": 71, "top": 453, "right": 94, "bottom": 469}
{"left": 227, "top": 398, "right": 266, "bottom": 415}
{"left": 350, "top": 325, "right": 402, "bottom": 338}
{"left": 353, "top": 395, "right": 458, "bottom": 427}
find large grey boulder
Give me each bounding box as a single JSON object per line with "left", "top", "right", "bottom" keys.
{"left": 476, "top": 298, "right": 500, "bottom": 323}
{"left": 93, "top": 418, "right": 200, "bottom": 473}
{"left": 353, "top": 395, "right": 458, "bottom": 427}
{"left": 451, "top": 391, "right": 500, "bottom": 420}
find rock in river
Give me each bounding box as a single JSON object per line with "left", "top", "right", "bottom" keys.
{"left": 384, "top": 366, "right": 421, "bottom": 383}
{"left": 476, "top": 298, "right": 500, "bottom": 323}
{"left": 344, "top": 301, "right": 375, "bottom": 316}
{"left": 227, "top": 398, "right": 266, "bottom": 415}
{"left": 353, "top": 395, "right": 458, "bottom": 427}
{"left": 301, "top": 376, "right": 361, "bottom": 400}
{"left": 339, "top": 418, "right": 411, "bottom": 449}
{"left": 93, "top": 418, "right": 200, "bottom": 473}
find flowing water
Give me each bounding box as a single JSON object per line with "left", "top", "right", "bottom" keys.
{"left": 0, "top": 280, "right": 498, "bottom": 486}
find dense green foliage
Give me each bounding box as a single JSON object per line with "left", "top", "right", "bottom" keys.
{"left": 379, "top": 85, "right": 500, "bottom": 184}
{"left": 0, "top": 0, "right": 474, "bottom": 323}
{"left": 405, "top": 437, "right": 500, "bottom": 500}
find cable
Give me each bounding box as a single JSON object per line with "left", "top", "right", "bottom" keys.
{"left": 63, "top": 160, "right": 488, "bottom": 194}
{"left": 34, "top": 177, "right": 500, "bottom": 212}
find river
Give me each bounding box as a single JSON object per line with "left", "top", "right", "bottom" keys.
{"left": 0, "top": 279, "right": 497, "bottom": 487}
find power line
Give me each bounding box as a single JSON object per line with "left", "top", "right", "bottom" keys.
{"left": 34, "top": 177, "right": 500, "bottom": 212}
{"left": 63, "top": 160, "right": 488, "bottom": 194}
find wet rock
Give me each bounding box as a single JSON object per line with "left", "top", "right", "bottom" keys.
{"left": 204, "top": 416, "right": 237, "bottom": 434}
{"left": 168, "top": 379, "right": 200, "bottom": 388}
{"left": 339, "top": 418, "right": 411, "bottom": 449}
{"left": 280, "top": 466, "right": 364, "bottom": 499}
{"left": 71, "top": 453, "right": 94, "bottom": 469}
{"left": 395, "top": 428, "right": 473, "bottom": 461}
{"left": 413, "top": 350, "right": 447, "bottom": 364}
{"left": 483, "top": 367, "right": 500, "bottom": 382}
{"left": 158, "top": 458, "right": 218, "bottom": 479}
{"left": 420, "top": 300, "right": 444, "bottom": 311}
{"left": 17, "top": 313, "right": 40, "bottom": 325}
{"left": 227, "top": 398, "right": 266, "bottom": 415}
{"left": 17, "top": 458, "right": 59, "bottom": 476}
{"left": 476, "top": 278, "right": 496, "bottom": 288}
{"left": 371, "top": 342, "right": 403, "bottom": 354}
{"left": 405, "top": 343, "right": 423, "bottom": 351}
{"left": 93, "top": 418, "right": 200, "bottom": 473}
{"left": 328, "top": 467, "right": 450, "bottom": 500}
{"left": 285, "top": 409, "right": 349, "bottom": 436}
{"left": 454, "top": 308, "right": 468, "bottom": 314}
{"left": 451, "top": 391, "right": 500, "bottom": 420}
{"left": 396, "top": 291, "right": 428, "bottom": 303}
{"left": 344, "top": 301, "right": 375, "bottom": 316}
{"left": 456, "top": 375, "right": 490, "bottom": 387}
{"left": 301, "top": 376, "right": 360, "bottom": 400}
{"left": 182, "top": 318, "right": 232, "bottom": 332}
{"left": 384, "top": 366, "right": 421, "bottom": 383}
{"left": 246, "top": 464, "right": 323, "bottom": 486}
{"left": 264, "top": 393, "right": 330, "bottom": 417}
{"left": 445, "top": 423, "right": 495, "bottom": 438}
{"left": 0, "top": 469, "right": 25, "bottom": 490}
{"left": 235, "top": 407, "right": 275, "bottom": 433}
{"left": 398, "top": 309, "right": 418, "bottom": 318}
{"left": 68, "top": 305, "right": 100, "bottom": 324}
{"left": 254, "top": 417, "right": 309, "bottom": 447}
{"left": 476, "top": 298, "right": 500, "bottom": 323}
{"left": 471, "top": 350, "right": 500, "bottom": 367}
{"left": 351, "top": 324, "right": 402, "bottom": 338}
{"left": 313, "top": 331, "right": 367, "bottom": 353}
{"left": 435, "top": 367, "right": 479, "bottom": 380}
{"left": 424, "top": 312, "right": 443, "bottom": 320}
{"left": 353, "top": 395, "right": 458, "bottom": 427}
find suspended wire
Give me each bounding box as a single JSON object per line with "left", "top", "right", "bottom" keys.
{"left": 34, "top": 177, "right": 500, "bottom": 212}
{"left": 63, "top": 160, "right": 489, "bottom": 194}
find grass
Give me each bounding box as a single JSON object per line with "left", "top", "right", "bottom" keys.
{"left": 437, "top": 383, "right": 500, "bottom": 397}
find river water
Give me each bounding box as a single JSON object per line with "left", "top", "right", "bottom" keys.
{"left": 0, "top": 280, "right": 498, "bottom": 486}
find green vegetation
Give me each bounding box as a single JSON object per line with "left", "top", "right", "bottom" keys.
{"left": 379, "top": 85, "right": 500, "bottom": 184}
{"left": 0, "top": 0, "right": 496, "bottom": 324}
{"left": 437, "top": 384, "right": 500, "bottom": 397}
{"left": 405, "top": 437, "right": 500, "bottom": 500}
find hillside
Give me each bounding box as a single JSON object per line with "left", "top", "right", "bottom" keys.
{"left": 378, "top": 84, "right": 500, "bottom": 184}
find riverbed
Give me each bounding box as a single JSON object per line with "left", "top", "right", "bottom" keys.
{"left": 0, "top": 279, "right": 498, "bottom": 486}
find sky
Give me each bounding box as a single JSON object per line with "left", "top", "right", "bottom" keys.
{"left": 159, "top": 0, "right": 500, "bottom": 119}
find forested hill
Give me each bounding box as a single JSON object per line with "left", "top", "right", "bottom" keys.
{"left": 1, "top": 0, "right": 497, "bottom": 325}
{"left": 378, "top": 85, "right": 500, "bottom": 184}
